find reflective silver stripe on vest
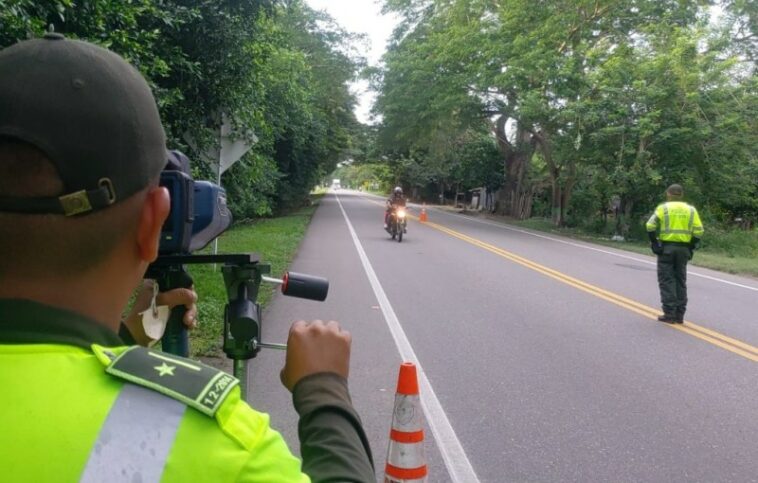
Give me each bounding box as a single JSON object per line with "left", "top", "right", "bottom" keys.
{"left": 662, "top": 204, "right": 670, "bottom": 232}
{"left": 688, "top": 205, "right": 695, "bottom": 232}
{"left": 80, "top": 384, "right": 186, "bottom": 483}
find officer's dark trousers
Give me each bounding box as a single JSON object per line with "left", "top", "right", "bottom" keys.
{"left": 657, "top": 244, "right": 691, "bottom": 318}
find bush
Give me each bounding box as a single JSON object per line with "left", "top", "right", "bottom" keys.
{"left": 700, "top": 227, "right": 758, "bottom": 258}
{"left": 581, "top": 217, "right": 610, "bottom": 235}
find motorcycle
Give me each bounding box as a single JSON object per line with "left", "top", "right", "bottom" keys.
{"left": 386, "top": 207, "right": 407, "bottom": 242}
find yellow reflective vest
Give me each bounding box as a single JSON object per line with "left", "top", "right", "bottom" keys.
{"left": 646, "top": 201, "right": 704, "bottom": 243}
{"left": 0, "top": 299, "right": 310, "bottom": 482}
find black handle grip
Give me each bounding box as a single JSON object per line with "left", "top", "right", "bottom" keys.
{"left": 281, "top": 271, "right": 329, "bottom": 301}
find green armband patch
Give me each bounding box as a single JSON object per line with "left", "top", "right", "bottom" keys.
{"left": 97, "top": 346, "right": 238, "bottom": 417}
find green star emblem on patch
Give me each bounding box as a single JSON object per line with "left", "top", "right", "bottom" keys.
{"left": 155, "top": 362, "right": 176, "bottom": 377}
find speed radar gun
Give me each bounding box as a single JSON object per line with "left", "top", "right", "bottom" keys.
{"left": 146, "top": 150, "right": 329, "bottom": 397}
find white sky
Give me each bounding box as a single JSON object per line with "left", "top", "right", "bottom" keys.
{"left": 305, "top": 0, "right": 399, "bottom": 124}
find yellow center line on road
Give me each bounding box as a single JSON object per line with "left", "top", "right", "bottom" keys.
{"left": 358, "top": 194, "right": 757, "bottom": 362}
{"left": 422, "top": 220, "right": 758, "bottom": 363}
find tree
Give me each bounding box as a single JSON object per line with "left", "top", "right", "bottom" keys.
{"left": 263, "top": 1, "right": 365, "bottom": 210}
{"left": 376, "top": 0, "right": 756, "bottom": 228}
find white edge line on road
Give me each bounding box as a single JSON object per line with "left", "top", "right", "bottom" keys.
{"left": 357, "top": 191, "right": 758, "bottom": 293}
{"left": 335, "top": 194, "right": 480, "bottom": 483}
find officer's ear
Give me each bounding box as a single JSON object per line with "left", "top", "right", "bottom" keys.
{"left": 136, "top": 186, "right": 170, "bottom": 263}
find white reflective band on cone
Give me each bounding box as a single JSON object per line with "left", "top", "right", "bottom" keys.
{"left": 387, "top": 441, "right": 426, "bottom": 470}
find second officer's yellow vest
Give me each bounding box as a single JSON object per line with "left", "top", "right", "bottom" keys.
{"left": 646, "top": 201, "right": 704, "bottom": 243}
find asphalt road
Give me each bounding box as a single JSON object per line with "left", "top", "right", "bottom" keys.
{"left": 245, "top": 191, "right": 758, "bottom": 483}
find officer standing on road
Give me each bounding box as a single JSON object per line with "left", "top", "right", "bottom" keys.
{"left": 0, "top": 34, "right": 374, "bottom": 482}
{"left": 646, "top": 184, "right": 704, "bottom": 324}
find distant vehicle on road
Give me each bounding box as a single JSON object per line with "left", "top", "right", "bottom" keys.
{"left": 332, "top": 179, "right": 341, "bottom": 190}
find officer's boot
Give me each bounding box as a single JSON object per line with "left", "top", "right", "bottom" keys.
{"left": 658, "top": 305, "right": 678, "bottom": 323}
{"left": 674, "top": 308, "right": 685, "bottom": 324}
{"left": 657, "top": 313, "right": 677, "bottom": 323}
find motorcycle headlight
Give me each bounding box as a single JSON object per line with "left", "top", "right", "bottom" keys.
{"left": 397, "top": 209, "right": 406, "bottom": 218}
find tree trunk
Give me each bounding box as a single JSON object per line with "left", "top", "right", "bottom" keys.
{"left": 531, "top": 130, "right": 559, "bottom": 225}
{"left": 533, "top": 130, "right": 575, "bottom": 227}
{"left": 559, "top": 161, "right": 578, "bottom": 225}
{"left": 551, "top": 173, "right": 562, "bottom": 226}
{"left": 614, "top": 198, "right": 625, "bottom": 237}
{"left": 623, "top": 199, "right": 634, "bottom": 237}
{"left": 494, "top": 115, "right": 534, "bottom": 219}
{"left": 615, "top": 197, "right": 634, "bottom": 238}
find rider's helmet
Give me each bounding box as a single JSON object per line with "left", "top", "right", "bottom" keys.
{"left": 393, "top": 186, "right": 403, "bottom": 196}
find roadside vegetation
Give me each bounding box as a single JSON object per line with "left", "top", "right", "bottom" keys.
{"left": 506, "top": 216, "right": 758, "bottom": 277}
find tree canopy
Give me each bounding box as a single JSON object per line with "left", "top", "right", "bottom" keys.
{"left": 373, "top": 0, "right": 757, "bottom": 231}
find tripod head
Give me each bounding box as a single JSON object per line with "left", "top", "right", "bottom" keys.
{"left": 146, "top": 253, "right": 329, "bottom": 397}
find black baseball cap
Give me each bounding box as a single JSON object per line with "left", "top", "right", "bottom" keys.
{"left": 0, "top": 33, "right": 167, "bottom": 216}
{"left": 666, "top": 184, "right": 684, "bottom": 196}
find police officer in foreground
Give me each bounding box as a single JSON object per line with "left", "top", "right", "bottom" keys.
{"left": 646, "top": 184, "right": 705, "bottom": 324}
{"left": 0, "top": 34, "right": 374, "bottom": 481}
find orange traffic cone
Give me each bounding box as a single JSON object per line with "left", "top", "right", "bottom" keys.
{"left": 419, "top": 204, "right": 428, "bottom": 222}
{"left": 385, "top": 363, "right": 427, "bottom": 483}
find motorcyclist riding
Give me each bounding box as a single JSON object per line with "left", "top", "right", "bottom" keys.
{"left": 385, "top": 186, "right": 407, "bottom": 231}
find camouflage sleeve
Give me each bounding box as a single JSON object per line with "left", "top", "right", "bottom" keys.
{"left": 293, "top": 373, "right": 375, "bottom": 483}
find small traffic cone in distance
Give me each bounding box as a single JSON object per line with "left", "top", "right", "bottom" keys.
{"left": 385, "top": 362, "right": 427, "bottom": 483}
{"left": 419, "top": 204, "right": 428, "bottom": 222}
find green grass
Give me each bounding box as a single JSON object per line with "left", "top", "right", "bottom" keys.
{"left": 508, "top": 217, "right": 758, "bottom": 278}
{"left": 367, "top": 189, "right": 386, "bottom": 197}
{"left": 187, "top": 197, "right": 322, "bottom": 356}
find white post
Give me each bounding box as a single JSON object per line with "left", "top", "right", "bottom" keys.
{"left": 212, "top": 126, "right": 222, "bottom": 271}
{"left": 213, "top": 162, "right": 221, "bottom": 256}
